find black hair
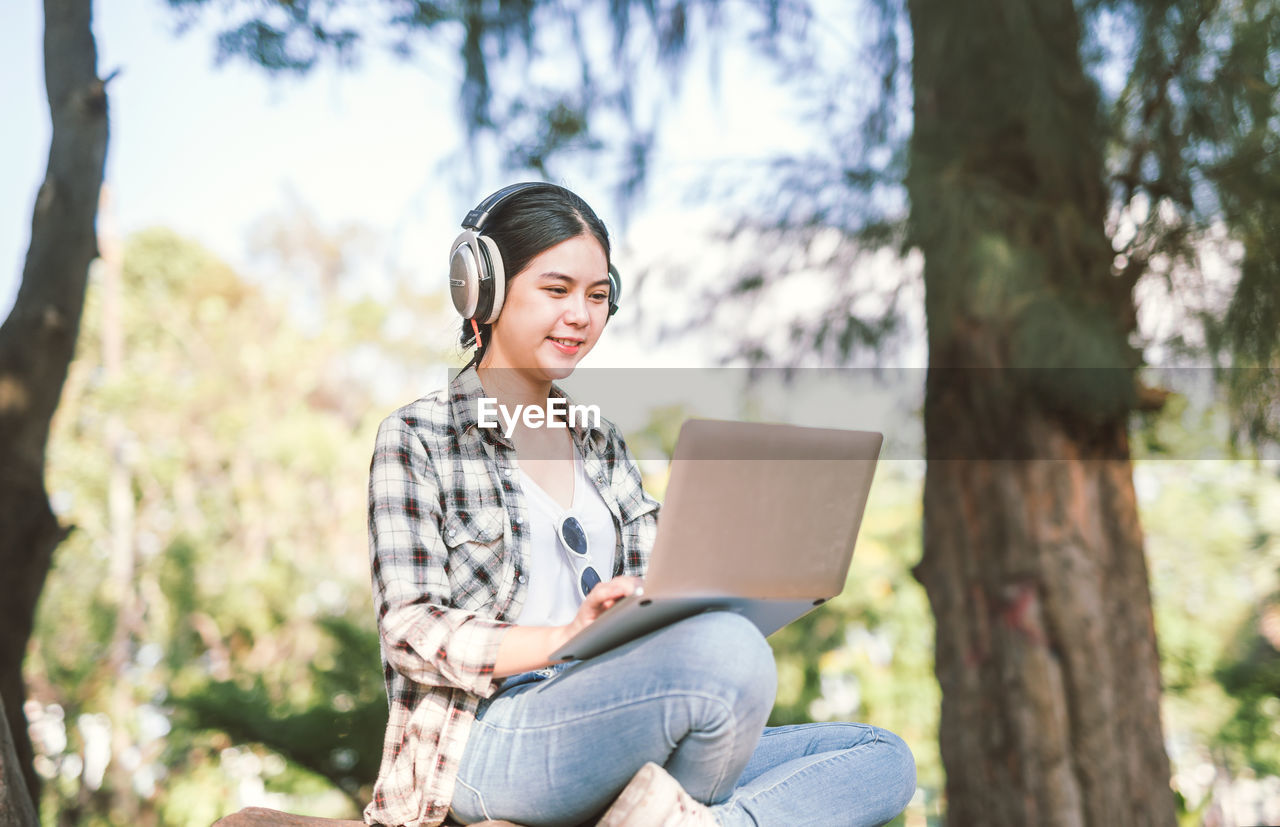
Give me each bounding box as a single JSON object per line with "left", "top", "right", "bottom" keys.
{"left": 459, "top": 184, "right": 612, "bottom": 370}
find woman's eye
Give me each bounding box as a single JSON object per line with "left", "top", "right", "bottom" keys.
{"left": 546, "top": 286, "right": 568, "bottom": 295}
{"left": 590, "top": 292, "right": 608, "bottom": 302}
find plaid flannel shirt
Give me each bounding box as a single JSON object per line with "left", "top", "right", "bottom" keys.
{"left": 363, "top": 365, "right": 659, "bottom": 827}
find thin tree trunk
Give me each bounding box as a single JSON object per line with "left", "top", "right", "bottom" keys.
{"left": 0, "top": 697, "right": 39, "bottom": 827}
{"left": 905, "top": 0, "right": 1176, "bottom": 823}
{"left": 0, "top": 0, "right": 109, "bottom": 811}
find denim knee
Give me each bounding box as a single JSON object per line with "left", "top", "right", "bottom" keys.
{"left": 876, "top": 727, "right": 917, "bottom": 817}
{"left": 661, "top": 611, "right": 778, "bottom": 714}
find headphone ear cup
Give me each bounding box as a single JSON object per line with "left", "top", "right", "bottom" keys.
{"left": 475, "top": 235, "right": 506, "bottom": 324}
{"left": 449, "top": 230, "right": 482, "bottom": 320}
{"left": 607, "top": 263, "right": 622, "bottom": 317}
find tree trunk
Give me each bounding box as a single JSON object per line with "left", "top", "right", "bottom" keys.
{"left": 0, "top": 696, "right": 39, "bottom": 827}
{"left": 0, "top": 0, "right": 109, "bottom": 811}
{"left": 917, "top": 424, "right": 1174, "bottom": 826}
{"left": 906, "top": 0, "right": 1176, "bottom": 824}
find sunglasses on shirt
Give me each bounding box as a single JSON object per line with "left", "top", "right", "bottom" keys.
{"left": 558, "top": 515, "right": 602, "bottom": 597}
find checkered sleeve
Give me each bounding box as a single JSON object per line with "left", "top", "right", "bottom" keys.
{"left": 368, "top": 413, "right": 510, "bottom": 697}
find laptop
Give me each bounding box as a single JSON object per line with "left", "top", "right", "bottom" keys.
{"left": 549, "top": 418, "right": 883, "bottom": 662}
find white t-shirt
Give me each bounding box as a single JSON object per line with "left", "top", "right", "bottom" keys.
{"left": 516, "top": 446, "right": 617, "bottom": 627}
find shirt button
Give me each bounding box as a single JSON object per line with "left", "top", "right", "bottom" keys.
{"left": 503, "top": 468, "right": 513, "bottom": 477}
{"left": 518, "top": 575, "right": 528, "bottom": 584}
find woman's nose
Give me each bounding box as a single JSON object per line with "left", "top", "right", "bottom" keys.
{"left": 562, "top": 292, "right": 590, "bottom": 324}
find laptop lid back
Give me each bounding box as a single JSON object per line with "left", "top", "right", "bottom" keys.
{"left": 643, "top": 419, "right": 883, "bottom": 600}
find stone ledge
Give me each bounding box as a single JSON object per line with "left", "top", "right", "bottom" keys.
{"left": 212, "top": 807, "right": 521, "bottom": 827}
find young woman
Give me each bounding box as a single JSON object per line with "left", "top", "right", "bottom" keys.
{"left": 364, "top": 183, "right": 916, "bottom": 827}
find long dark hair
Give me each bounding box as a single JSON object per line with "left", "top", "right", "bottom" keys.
{"left": 460, "top": 184, "right": 612, "bottom": 369}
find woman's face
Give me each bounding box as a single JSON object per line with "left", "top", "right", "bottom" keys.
{"left": 481, "top": 233, "right": 611, "bottom": 382}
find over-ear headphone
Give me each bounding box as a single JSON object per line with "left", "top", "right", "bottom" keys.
{"left": 449, "top": 182, "right": 621, "bottom": 325}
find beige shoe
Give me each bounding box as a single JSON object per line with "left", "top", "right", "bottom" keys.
{"left": 596, "top": 762, "right": 719, "bottom": 827}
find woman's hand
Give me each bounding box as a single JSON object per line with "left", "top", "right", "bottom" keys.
{"left": 561, "top": 575, "right": 643, "bottom": 641}
{"left": 493, "top": 576, "right": 643, "bottom": 679}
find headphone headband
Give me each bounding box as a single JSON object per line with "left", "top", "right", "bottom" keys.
{"left": 461, "top": 181, "right": 563, "bottom": 232}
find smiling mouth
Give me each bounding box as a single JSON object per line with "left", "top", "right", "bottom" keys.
{"left": 549, "top": 337, "right": 584, "bottom": 347}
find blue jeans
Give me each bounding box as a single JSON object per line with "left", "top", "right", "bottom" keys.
{"left": 451, "top": 612, "right": 916, "bottom": 826}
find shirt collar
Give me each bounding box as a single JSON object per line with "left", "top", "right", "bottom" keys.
{"left": 449, "top": 364, "right": 609, "bottom": 453}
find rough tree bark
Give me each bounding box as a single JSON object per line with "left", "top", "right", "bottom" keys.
{"left": 906, "top": 0, "right": 1177, "bottom": 824}
{"left": 0, "top": 0, "right": 109, "bottom": 811}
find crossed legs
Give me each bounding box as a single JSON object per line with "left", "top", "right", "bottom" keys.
{"left": 451, "top": 612, "right": 915, "bottom": 826}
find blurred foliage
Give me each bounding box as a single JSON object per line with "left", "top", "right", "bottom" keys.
{"left": 170, "top": 616, "right": 387, "bottom": 806}
{"left": 1133, "top": 388, "right": 1280, "bottom": 819}
{"left": 1092, "top": 0, "right": 1280, "bottom": 447}
{"left": 1215, "top": 610, "right": 1280, "bottom": 775}
{"left": 28, "top": 222, "right": 453, "bottom": 824}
